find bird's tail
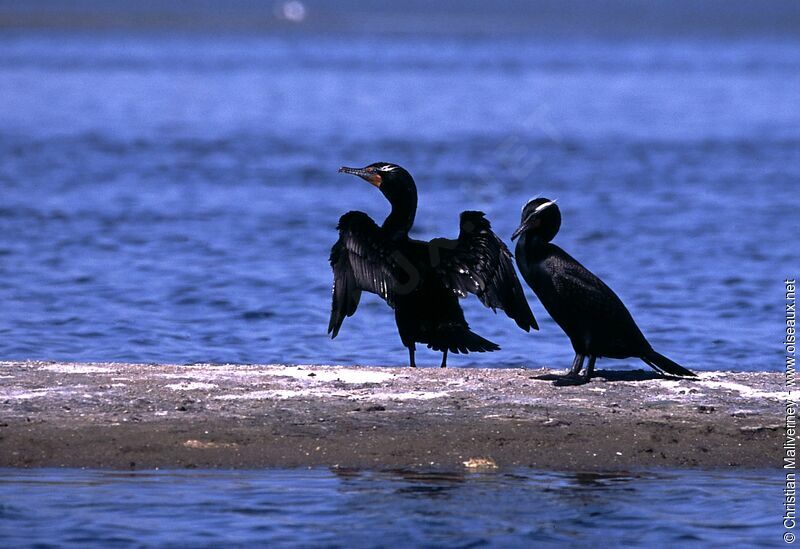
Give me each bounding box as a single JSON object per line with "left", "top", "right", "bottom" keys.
{"left": 427, "top": 326, "right": 500, "bottom": 354}
{"left": 642, "top": 350, "right": 697, "bottom": 378}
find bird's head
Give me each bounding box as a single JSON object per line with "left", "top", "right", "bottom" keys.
{"left": 511, "top": 197, "right": 561, "bottom": 243}
{"left": 338, "top": 162, "right": 416, "bottom": 204}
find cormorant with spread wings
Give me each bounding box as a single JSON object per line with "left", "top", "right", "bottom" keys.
{"left": 329, "top": 162, "right": 537, "bottom": 368}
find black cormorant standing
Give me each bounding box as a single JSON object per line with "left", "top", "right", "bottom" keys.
{"left": 511, "top": 197, "right": 696, "bottom": 384}
{"left": 329, "top": 162, "right": 538, "bottom": 367}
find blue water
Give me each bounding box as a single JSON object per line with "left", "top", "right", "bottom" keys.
{"left": 0, "top": 468, "right": 779, "bottom": 547}
{"left": 1, "top": 4, "right": 798, "bottom": 372}
{"left": 0, "top": 4, "right": 793, "bottom": 547}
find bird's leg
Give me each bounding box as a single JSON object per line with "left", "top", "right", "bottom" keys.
{"left": 555, "top": 354, "right": 586, "bottom": 386}
{"left": 583, "top": 356, "right": 596, "bottom": 382}
{"left": 567, "top": 353, "right": 585, "bottom": 377}
{"left": 440, "top": 349, "right": 448, "bottom": 368}
{"left": 408, "top": 346, "right": 416, "bottom": 368}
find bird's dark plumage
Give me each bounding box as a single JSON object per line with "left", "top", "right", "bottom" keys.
{"left": 512, "top": 197, "right": 696, "bottom": 383}
{"left": 431, "top": 211, "right": 538, "bottom": 332}
{"left": 329, "top": 162, "right": 537, "bottom": 367}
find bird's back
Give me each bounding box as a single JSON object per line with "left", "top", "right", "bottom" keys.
{"left": 517, "top": 239, "right": 649, "bottom": 358}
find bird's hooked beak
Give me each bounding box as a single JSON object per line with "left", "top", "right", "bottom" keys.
{"left": 511, "top": 199, "right": 557, "bottom": 241}
{"left": 511, "top": 220, "right": 532, "bottom": 241}
{"left": 338, "top": 166, "right": 382, "bottom": 188}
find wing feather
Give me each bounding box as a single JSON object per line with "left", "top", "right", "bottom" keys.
{"left": 328, "top": 211, "right": 404, "bottom": 338}
{"left": 433, "top": 211, "right": 538, "bottom": 331}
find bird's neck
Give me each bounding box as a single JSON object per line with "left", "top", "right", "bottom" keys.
{"left": 520, "top": 232, "right": 552, "bottom": 259}
{"left": 382, "top": 193, "right": 417, "bottom": 237}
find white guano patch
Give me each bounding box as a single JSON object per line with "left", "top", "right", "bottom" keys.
{"left": 159, "top": 366, "right": 401, "bottom": 401}
{"left": 217, "top": 389, "right": 318, "bottom": 400}
{"left": 40, "top": 364, "right": 113, "bottom": 374}
{"left": 261, "top": 366, "right": 394, "bottom": 384}
{"left": 215, "top": 388, "right": 449, "bottom": 401}
{"left": 0, "top": 388, "right": 58, "bottom": 400}
{"left": 157, "top": 366, "right": 395, "bottom": 384}
{"left": 655, "top": 373, "right": 789, "bottom": 402}
{"left": 696, "top": 380, "right": 791, "bottom": 402}
{"left": 368, "top": 391, "right": 450, "bottom": 401}
{"left": 165, "top": 382, "right": 218, "bottom": 392}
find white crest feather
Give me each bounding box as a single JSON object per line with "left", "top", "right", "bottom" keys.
{"left": 522, "top": 195, "right": 541, "bottom": 212}
{"left": 534, "top": 199, "right": 557, "bottom": 213}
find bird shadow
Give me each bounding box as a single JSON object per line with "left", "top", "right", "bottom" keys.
{"left": 533, "top": 369, "right": 675, "bottom": 384}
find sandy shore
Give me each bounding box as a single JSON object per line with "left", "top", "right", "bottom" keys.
{"left": 0, "top": 361, "right": 785, "bottom": 471}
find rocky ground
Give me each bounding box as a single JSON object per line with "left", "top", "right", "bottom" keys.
{"left": 0, "top": 361, "right": 786, "bottom": 471}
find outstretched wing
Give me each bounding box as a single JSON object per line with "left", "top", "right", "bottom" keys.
{"left": 431, "top": 211, "right": 538, "bottom": 331}
{"left": 328, "top": 211, "right": 406, "bottom": 338}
